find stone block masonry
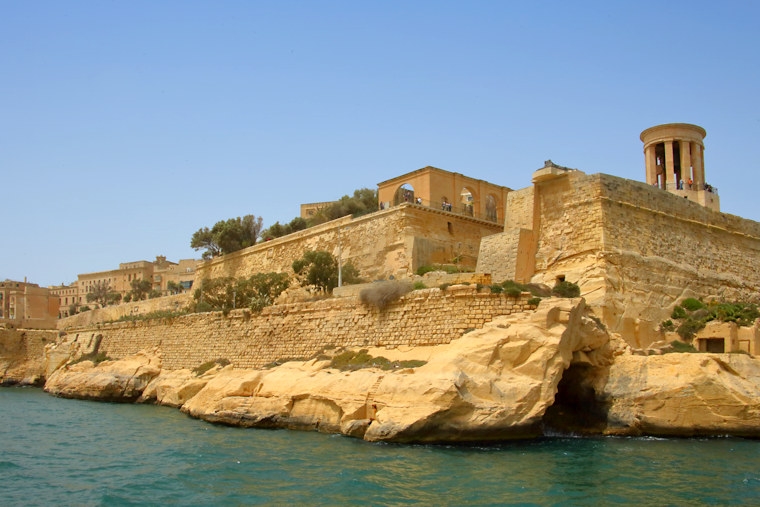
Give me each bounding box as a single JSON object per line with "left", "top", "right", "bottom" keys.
{"left": 65, "top": 288, "right": 536, "bottom": 371}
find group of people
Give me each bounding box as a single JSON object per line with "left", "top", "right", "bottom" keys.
{"left": 678, "top": 178, "right": 694, "bottom": 190}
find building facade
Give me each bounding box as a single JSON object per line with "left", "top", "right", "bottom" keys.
{"left": 0, "top": 280, "right": 60, "bottom": 329}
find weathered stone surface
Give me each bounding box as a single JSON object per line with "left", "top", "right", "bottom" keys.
{"left": 181, "top": 299, "right": 611, "bottom": 442}
{"left": 138, "top": 367, "right": 223, "bottom": 407}
{"left": 44, "top": 350, "right": 161, "bottom": 402}
{"left": 0, "top": 329, "right": 54, "bottom": 386}
{"left": 602, "top": 353, "right": 760, "bottom": 437}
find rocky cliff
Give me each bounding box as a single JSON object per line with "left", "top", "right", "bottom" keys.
{"left": 35, "top": 298, "right": 760, "bottom": 442}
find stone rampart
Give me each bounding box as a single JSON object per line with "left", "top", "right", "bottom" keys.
{"left": 596, "top": 174, "right": 760, "bottom": 345}
{"left": 194, "top": 205, "right": 503, "bottom": 284}
{"left": 57, "top": 293, "right": 193, "bottom": 330}
{"left": 0, "top": 328, "right": 57, "bottom": 383}
{"left": 62, "top": 288, "right": 535, "bottom": 371}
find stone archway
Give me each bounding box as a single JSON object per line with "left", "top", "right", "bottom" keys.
{"left": 485, "top": 194, "right": 499, "bottom": 222}
{"left": 394, "top": 183, "right": 416, "bottom": 206}
{"left": 460, "top": 187, "right": 476, "bottom": 216}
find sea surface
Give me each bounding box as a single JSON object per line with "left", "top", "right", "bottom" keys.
{"left": 2, "top": 388, "right": 759, "bottom": 506}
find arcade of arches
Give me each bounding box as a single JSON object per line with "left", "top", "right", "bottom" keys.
{"left": 378, "top": 166, "right": 511, "bottom": 224}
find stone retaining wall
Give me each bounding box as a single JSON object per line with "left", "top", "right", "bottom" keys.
{"left": 65, "top": 287, "right": 535, "bottom": 370}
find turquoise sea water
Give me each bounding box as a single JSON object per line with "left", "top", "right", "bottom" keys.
{"left": 2, "top": 388, "right": 759, "bottom": 506}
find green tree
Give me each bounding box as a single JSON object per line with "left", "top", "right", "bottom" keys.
{"left": 86, "top": 280, "right": 111, "bottom": 307}
{"left": 191, "top": 214, "right": 264, "bottom": 260}
{"left": 310, "top": 188, "right": 378, "bottom": 225}
{"left": 193, "top": 273, "right": 290, "bottom": 313}
{"left": 167, "top": 281, "right": 184, "bottom": 295}
{"left": 293, "top": 250, "right": 338, "bottom": 294}
{"left": 292, "top": 250, "right": 361, "bottom": 294}
{"left": 106, "top": 292, "right": 122, "bottom": 306}
{"left": 129, "top": 279, "right": 152, "bottom": 301}
{"left": 261, "top": 217, "right": 308, "bottom": 241}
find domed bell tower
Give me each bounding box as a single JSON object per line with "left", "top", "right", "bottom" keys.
{"left": 640, "top": 123, "right": 719, "bottom": 211}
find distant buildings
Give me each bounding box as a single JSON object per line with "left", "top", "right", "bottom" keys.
{"left": 0, "top": 279, "right": 60, "bottom": 330}
{"left": 50, "top": 256, "right": 197, "bottom": 317}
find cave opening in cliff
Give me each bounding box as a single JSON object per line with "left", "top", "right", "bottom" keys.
{"left": 541, "top": 363, "right": 608, "bottom": 435}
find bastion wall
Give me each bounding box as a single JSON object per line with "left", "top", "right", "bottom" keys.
{"left": 63, "top": 287, "right": 535, "bottom": 371}
{"left": 194, "top": 204, "right": 503, "bottom": 284}
{"left": 58, "top": 293, "right": 192, "bottom": 330}
{"left": 596, "top": 173, "right": 760, "bottom": 345}
{"left": 477, "top": 171, "right": 760, "bottom": 348}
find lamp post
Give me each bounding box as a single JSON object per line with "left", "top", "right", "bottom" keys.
{"left": 337, "top": 226, "right": 343, "bottom": 288}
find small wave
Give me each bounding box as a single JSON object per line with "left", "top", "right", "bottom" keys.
{"left": 0, "top": 460, "right": 23, "bottom": 470}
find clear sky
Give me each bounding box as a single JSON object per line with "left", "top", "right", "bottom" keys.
{"left": 2, "top": 1, "right": 759, "bottom": 287}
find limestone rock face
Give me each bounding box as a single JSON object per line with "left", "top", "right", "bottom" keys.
{"left": 138, "top": 367, "right": 225, "bottom": 407}
{"left": 602, "top": 353, "right": 760, "bottom": 436}
{"left": 43, "top": 332, "right": 103, "bottom": 379}
{"left": 181, "top": 298, "right": 611, "bottom": 443}
{"left": 44, "top": 350, "right": 162, "bottom": 402}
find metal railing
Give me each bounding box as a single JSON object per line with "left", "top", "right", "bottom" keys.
{"left": 662, "top": 182, "right": 718, "bottom": 195}
{"left": 382, "top": 197, "right": 501, "bottom": 223}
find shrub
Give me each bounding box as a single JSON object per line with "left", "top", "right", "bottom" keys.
{"left": 439, "top": 283, "right": 451, "bottom": 291}
{"left": 502, "top": 280, "right": 524, "bottom": 297}
{"left": 527, "top": 297, "right": 542, "bottom": 306}
{"left": 671, "top": 305, "right": 687, "bottom": 319}
{"left": 681, "top": 298, "right": 705, "bottom": 311}
{"left": 552, "top": 281, "right": 581, "bottom": 298}
{"left": 359, "top": 281, "right": 412, "bottom": 309}
{"left": 660, "top": 320, "right": 675, "bottom": 332}
{"left": 711, "top": 302, "right": 759, "bottom": 327}
{"left": 416, "top": 265, "right": 436, "bottom": 276}
{"left": 677, "top": 319, "right": 703, "bottom": 341}
{"left": 412, "top": 281, "right": 427, "bottom": 290}
{"left": 667, "top": 341, "right": 699, "bottom": 353}
{"left": 489, "top": 284, "right": 503, "bottom": 294}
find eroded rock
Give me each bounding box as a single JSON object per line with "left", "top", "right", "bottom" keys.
{"left": 44, "top": 349, "right": 162, "bottom": 402}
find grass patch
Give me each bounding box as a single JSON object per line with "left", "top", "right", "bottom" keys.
{"left": 70, "top": 351, "right": 111, "bottom": 365}
{"left": 666, "top": 341, "right": 699, "bottom": 353}
{"left": 329, "top": 349, "right": 427, "bottom": 371}
{"left": 192, "top": 358, "right": 230, "bottom": 376}
{"left": 116, "top": 309, "right": 189, "bottom": 323}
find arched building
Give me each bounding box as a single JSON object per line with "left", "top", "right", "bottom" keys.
{"left": 376, "top": 166, "right": 511, "bottom": 224}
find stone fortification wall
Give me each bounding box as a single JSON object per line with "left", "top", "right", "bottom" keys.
{"left": 504, "top": 187, "right": 535, "bottom": 230}
{"left": 58, "top": 293, "right": 192, "bottom": 330}
{"left": 64, "top": 288, "right": 534, "bottom": 371}
{"left": 0, "top": 328, "right": 57, "bottom": 383}
{"left": 596, "top": 174, "right": 760, "bottom": 345}
{"left": 477, "top": 170, "right": 760, "bottom": 347}
{"left": 194, "top": 205, "right": 502, "bottom": 283}
{"left": 531, "top": 172, "right": 606, "bottom": 288}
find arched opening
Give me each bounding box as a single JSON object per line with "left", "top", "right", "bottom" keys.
{"left": 460, "top": 187, "right": 474, "bottom": 216}
{"left": 394, "top": 183, "right": 416, "bottom": 206}
{"left": 485, "top": 194, "right": 498, "bottom": 222}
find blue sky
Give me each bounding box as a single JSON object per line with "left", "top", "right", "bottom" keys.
{"left": 2, "top": 1, "right": 759, "bottom": 287}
